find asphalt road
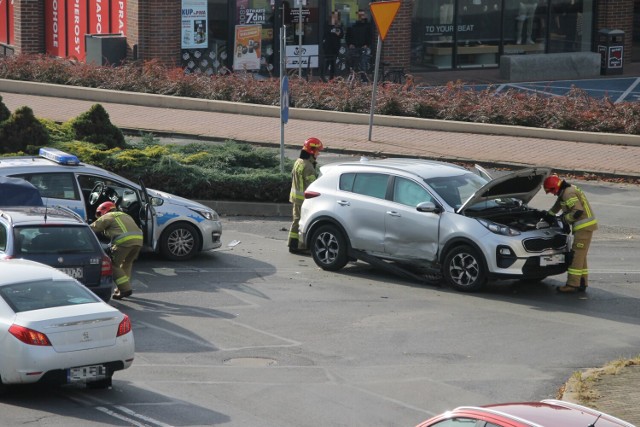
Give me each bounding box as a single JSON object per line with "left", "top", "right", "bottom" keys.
{"left": 0, "top": 179, "right": 638, "bottom": 427}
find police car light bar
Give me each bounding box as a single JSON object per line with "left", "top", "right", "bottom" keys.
{"left": 39, "top": 147, "right": 80, "bottom": 166}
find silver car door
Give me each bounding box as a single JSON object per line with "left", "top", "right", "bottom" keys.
{"left": 384, "top": 177, "right": 439, "bottom": 261}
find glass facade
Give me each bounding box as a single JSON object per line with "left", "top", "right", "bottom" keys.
{"left": 412, "top": 0, "right": 594, "bottom": 70}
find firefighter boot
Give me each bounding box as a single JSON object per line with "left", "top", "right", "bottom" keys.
{"left": 578, "top": 276, "right": 587, "bottom": 292}
{"left": 288, "top": 238, "right": 300, "bottom": 254}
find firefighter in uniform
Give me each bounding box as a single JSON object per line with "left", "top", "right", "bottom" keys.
{"left": 91, "top": 201, "right": 144, "bottom": 300}
{"left": 288, "top": 137, "right": 324, "bottom": 253}
{"left": 543, "top": 175, "right": 598, "bottom": 293}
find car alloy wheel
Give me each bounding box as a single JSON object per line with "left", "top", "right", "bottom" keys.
{"left": 161, "top": 223, "right": 201, "bottom": 261}
{"left": 311, "top": 225, "right": 349, "bottom": 271}
{"left": 443, "top": 245, "right": 487, "bottom": 292}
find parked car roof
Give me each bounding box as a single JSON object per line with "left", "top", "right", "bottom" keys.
{"left": 0, "top": 176, "right": 43, "bottom": 207}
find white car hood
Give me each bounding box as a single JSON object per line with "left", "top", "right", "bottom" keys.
{"left": 148, "top": 188, "right": 210, "bottom": 210}
{"left": 458, "top": 167, "right": 551, "bottom": 214}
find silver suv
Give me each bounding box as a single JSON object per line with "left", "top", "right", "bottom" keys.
{"left": 298, "top": 158, "right": 571, "bottom": 292}
{"left": 0, "top": 148, "right": 222, "bottom": 261}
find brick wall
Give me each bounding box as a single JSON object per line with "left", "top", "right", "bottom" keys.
{"left": 595, "top": 0, "right": 633, "bottom": 64}
{"left": 129, "top": 0, "right": 181, "bottom": 67}
{"left": 380, "top": 0, "right": 411, "bottom": 71}
{"left": 13, "top": 0, "right": 44, "bottom": 54}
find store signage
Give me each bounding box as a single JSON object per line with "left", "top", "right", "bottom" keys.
{"left": 285, "top": 44, "right": 318, "bottom": 68}
{"left": 111, "top": 0, "right": 126, "bottom": 35}
{"left": 244, "top": 8, "right": 266, "bottom": 24}
{"left": 233, "top": 24, "right": 261, "bottom": 71}
{"left": 89, "top": 0, "right": 109, "bottom": 34}
{"left": 182, "top": 0, "right": 207, "bottom": 49}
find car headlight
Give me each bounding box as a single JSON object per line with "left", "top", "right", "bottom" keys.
{"left": 477, "top": 219, "right": 521, "bottom": 236}
{"left": 191, "top": 208, "right": 218, "bottom": 221}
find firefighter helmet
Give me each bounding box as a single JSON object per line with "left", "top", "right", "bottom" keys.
{"left": 96, "top": 201, "right": 116, "bottom": 218}
{"left": 302, "top": 137, "right": 324, "bottom": 155}
{"left": 543, "top": 175, "right": 562, "bottom": 195}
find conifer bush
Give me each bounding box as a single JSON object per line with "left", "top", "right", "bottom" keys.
{"left": 0, "top": 95, "right": 10, "bottom": 122}
{"left": 0, "top": 106, "right": 49, "bottom": 153}
{"left": 68, "top": 103, "right": 126, "bottom": 148}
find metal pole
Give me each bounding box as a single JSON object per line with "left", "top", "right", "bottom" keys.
{"left": 280, "top": 26, "right": 286, "bottom": 173}
{"left": 298, "top": 1, "right": 303, "bottom": 78}
{"left": 368, "top": 35, "right": 382, "bottom": 141}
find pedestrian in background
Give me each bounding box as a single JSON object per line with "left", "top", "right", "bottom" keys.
{"left": 91, "top": 201, "right": 144, "bottom": 300}
{"left": 543, "top": 175, "right": 598, "bottom": 293}
{"left": 322, "top": 11, "right": 344, "bottom": 80}
{"left": 288, "top": 137, "right": 324, "bottom": 253}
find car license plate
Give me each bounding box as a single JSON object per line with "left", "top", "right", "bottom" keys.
{"left": 67, "top": 365, "right": 106, "bottom": 383}
{"left": 57, "top": 267, "right": 83, "bottom": 279}
{"left": 540, "top": 254, "right": 565, "bottom": 266}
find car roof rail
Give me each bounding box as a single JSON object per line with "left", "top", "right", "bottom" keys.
{"left": 52, "top": 205, "right": 84, "bottom": 222}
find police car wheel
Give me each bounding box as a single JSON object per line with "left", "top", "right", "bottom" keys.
{"left": 160, "top": 222, "right": 200, "bottom": 261}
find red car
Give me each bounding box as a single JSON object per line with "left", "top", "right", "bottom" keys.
{"left": 415, "top": 399, "right": 635, "bottom": 427}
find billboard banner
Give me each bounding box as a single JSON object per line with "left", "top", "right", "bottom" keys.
{"left": 233, "top": 24, "right": 261, "bottom": 71}
{"left": 45, "top": 0, "right": 67, "bottom": 57}
{"left": 68, "top": 0, "right": 88, "bottom": 60}
{"left": 111, "top": 0, "right": 127, "bottom": 35}
{"left": 89, "top": 0, "right": 110, "bottom": 34}
{"left": 182, "top": 0, "right": 207, "bottom": 49}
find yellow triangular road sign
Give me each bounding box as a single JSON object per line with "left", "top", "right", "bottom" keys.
{"left": 370, "top": 1, "right": 400, "bottom": 41}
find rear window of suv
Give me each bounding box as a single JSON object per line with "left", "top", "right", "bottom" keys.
{"left": 14, "top": 226, "right": 100, "bottom": 255}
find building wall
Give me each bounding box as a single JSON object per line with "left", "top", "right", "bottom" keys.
{"left": 127, "top": 0, "right": 181, "bottom": 67}
{"left": 596, "top": 0, "right": 633, "bottom": 64}
{"left": 381, "top": 0, "right": 411, "bottom": 71}
{"left": 13, "top": 0, "right": 44, "bottom": 55}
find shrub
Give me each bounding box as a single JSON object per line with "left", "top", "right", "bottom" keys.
{"left": 68, "top": 103, "right": 126, "bottom": 148}
{"left": 0, "top": 106, "right": 49, "bottom": 153}
{"left": 0, "top": 95, "right": 10, "bottom": 122}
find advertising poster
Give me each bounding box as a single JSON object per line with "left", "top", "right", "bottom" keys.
{"left": 111, "top": 0, "right": 127, "bottom": 35}
{"left": 608, "top": 46, "right": 623, "bottom": 68}
{"left": 182, "top": 0, "right": 208, "bottom": 49}
{"left": 68, "top": 0, "right": 88, "bottom": 61}
{"left": 45, "top": 0, "right": 67, "bottom": 57}
{"left": 233, "top": 24, "right": 261, "bottom": 71}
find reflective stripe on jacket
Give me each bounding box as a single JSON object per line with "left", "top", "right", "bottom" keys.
{"left": 549, "top": 185, "right": 598, "bottom": 232}
{"left": 91, "top": 211, "right": 144, "bottom": 247}
{"left": 289, "top": 158, "right": 317, "bottom": 204}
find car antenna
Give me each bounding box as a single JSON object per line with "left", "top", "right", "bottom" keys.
{"left": 588, "top": 414, "right": 601, "bottom": 427}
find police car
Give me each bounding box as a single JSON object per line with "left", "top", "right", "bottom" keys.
{"left": 0, "top": 148, "right": 222, "bottom": 261}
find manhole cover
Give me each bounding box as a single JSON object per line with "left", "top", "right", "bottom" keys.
{"left": 223, "top": 357, "right": 277, "bottom": 367}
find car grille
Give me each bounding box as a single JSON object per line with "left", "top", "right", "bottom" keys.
{"left": 522, "top": 235, "right": 568, "bottom": 252}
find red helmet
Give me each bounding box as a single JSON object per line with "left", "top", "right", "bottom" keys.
{"left": 96, "top": 201, "right": 116, "bottom": 217}
{"left": 543, "top": 175, "right": 562, "bottom": 195}
{"left": 302, "top": 137, "right": 324, "bottom": 155}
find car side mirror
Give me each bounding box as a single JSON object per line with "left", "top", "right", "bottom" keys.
{"left": 416, "top": 201, "right": 440, "bottom": 213}
{"left": 151, "top": 197, "right": 164, "bottom": 206}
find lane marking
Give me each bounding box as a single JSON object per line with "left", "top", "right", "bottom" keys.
{"left": 616, "top": 77, "right": 640, "bottom": 103}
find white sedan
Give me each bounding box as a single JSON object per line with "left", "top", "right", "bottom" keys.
{"left": 0, "top": 259, "right": 134, "bottom": 392}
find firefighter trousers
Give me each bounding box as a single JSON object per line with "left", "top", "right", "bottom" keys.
{"left": 111, "top": 243, "right": 142, "bottom": 292}
{"left": 567, "top": 229, "right": 593, "bottom": 288}
{"left": 288, "top": 202, "right": 304, "bottom": 250}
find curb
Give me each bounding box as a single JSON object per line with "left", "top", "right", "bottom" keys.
{"left": 2, "top": 78, "right": 640, "bottom": 147}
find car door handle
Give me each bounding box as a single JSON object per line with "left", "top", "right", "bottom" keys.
{"left": 337, "top": 200, "right": 350, "bottom": 206}
{"left": 387, "top": 211, "right": 401, "bottom": 217}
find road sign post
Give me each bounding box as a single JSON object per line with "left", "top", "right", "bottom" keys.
{"left": 368, "top": 0, "right": 401, "bottom": 141}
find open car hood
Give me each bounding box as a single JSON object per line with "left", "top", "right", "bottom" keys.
{"left": 458, "top": 167, "right": 552, "bottom": 214}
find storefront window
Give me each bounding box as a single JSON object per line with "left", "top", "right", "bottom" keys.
{"left": 285, "top": 0, "right": 320, "bottom": 76}
{"left": 181, "top": 0, "right": 230, "bottom": 75}
{"left": 503, "top": 0, "right": 546, "bottom": 55}
{"left": 412, "top": 0, "right": 452, "bottom": 69}
{"left": 235, "top": 0, "right": 275, "bottom": 75}
{"left": 456, "top": 0, "right": 501, "bottom": 67}
{"left": 549, "top": 0, "right": 592, "bottom": 52}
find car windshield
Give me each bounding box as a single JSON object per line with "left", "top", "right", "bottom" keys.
{"left": 424, "top": 173, "right": 487, "bottom": 210}
{"left": 0, "top": 279, "right": 101, "bottom": 313}
{"left": 14, "top": 226, "right": 99, "bottom": 255}
{"left": 425, "top": 173, "right": 521, "bottom": 211}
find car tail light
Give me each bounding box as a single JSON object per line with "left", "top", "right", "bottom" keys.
{"left": 9, "top": 324, "right": 52, "bottom": 346}
{"left": 117, "top": 315, "right": 132, "bottom": 337}
{"left": 304, "top": 191, "right": 321, "bottom": 199}
{"left": 101, "top": 255, "right": 112, "bottom": 279}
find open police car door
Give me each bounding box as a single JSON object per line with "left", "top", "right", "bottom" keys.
{"left": 138, "top": 178, "right": 157, "bottom": 250}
